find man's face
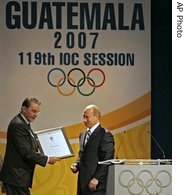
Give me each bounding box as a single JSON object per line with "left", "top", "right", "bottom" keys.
{"left": 22, "top": 102, "right": 40, "bottom": 122}
{"left": 83, "top": 109, "right": 98, "bottom": 128}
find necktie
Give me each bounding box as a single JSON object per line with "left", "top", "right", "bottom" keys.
{"left": 84, "top": 130, "right": 91, "bottom": 146}
{"left": 28, "top": 123, "right": 39, "bottom": 149}
{"left": 28, "top": 123, "right": 35, "bottom": 138}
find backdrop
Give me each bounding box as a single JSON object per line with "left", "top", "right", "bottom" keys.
{"left": 0, "top": 1, "right": 151, "bottom": 194}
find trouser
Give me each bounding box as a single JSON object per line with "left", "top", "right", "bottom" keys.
{"left": 78, "top": 187, "right": 106, "bottom": 195}
{"left": 78, "top": 191, "right": 106, "bottom": 195}
{"left": 3, "top": 183, "right": 30, "bottom": 195}
{"left": 90, "top": 191, "right": 106, "bottom": 195}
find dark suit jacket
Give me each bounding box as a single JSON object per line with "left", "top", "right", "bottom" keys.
{"left": 0, "top": 114, "right": 48, "bottom": 188}
{"left": 75, "top": 125, "right": 115, "bottom": 194}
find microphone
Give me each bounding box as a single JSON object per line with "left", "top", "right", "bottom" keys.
{"left": 116, "top": 131, "right": 126, "bottom": 159}
{"left": 148, "top": 131, "right": 166, "bottom": 159}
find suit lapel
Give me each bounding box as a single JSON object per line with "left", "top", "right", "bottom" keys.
{"left": 18, "top": 114, "right": 39, "bottom": 150}
{"left": 84, "top": 125, "right": 101, "bottom": 147}
{"left": 80, "top": 131, "right": 87, "bottom": 150}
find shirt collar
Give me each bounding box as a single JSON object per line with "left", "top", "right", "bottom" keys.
{"left": 88, "top": 122, "right": 100, "bottom": 134}
{"left": 20, "top": 113, "right": 30, "bottom": 125}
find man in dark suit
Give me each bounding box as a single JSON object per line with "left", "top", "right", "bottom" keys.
{"left": 0, "top": 97, "right": 60, "bottom": 195}
{"left": 71, "top": 104, "right": 115, "bottom": 195}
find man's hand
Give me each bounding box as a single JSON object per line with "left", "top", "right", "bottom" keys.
{"left": 70, "top": 163, "right": 78, "bottom": 173}
{"left": 88, "top": 178, "right": 99, "bottom": 191}
{"left": 48, "top": 156, "right": 61, "bottom": 164}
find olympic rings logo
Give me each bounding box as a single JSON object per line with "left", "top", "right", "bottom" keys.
{"left": 47, "top": 68, "right": 106, "bottom": 96}
{"left": 118, "top": 169, "right": 172, "bottom": 195}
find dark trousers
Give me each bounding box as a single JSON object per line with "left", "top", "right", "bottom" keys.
{"left": 78, "top": 187, "right": 106, "bottom": 195}
{"left": 78, "top": 192, "right": 106, "bottom": 195}
{"left": 4, "top": 183, "right": 30, "bottom": 195}
{"left": 91, "top": 191, "right": 106, "bottom": 195}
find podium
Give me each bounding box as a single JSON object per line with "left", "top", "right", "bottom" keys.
{"left": 106, "top": 159, "right": 172, "bottom": 195}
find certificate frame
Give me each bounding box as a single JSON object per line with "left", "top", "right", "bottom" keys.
{"left": 35, "top": 126, "right": 74, "bottom": 159}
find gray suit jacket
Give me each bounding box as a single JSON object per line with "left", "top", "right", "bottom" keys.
{"left": 0, "top": 114, "right": 48, "bottom": 187}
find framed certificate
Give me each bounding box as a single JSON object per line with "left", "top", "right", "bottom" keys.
{"left": 35, "top": 126, "right": 74, "bottom": 159}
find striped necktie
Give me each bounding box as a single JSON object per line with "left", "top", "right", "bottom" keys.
{"left": 84, "top": 130, "right": 91, "bottom": 146}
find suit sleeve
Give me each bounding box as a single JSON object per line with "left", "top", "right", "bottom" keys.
{"left": 74, "top": 132, "right": 83, "bottom": 170}
{"left": 94, "top": 131, "right": 115, "bottom": 182}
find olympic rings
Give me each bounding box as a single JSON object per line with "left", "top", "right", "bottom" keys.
{"left": 47, "top": 68, "right": 66, "bottom": 87}
{"left": 57, "top": 76, "right": 76, "bottom": 96}
{"left": 87, "top": 68, "right": 105, "bottom": 87}
{"left": 47, "top": 68, "right": 106, "bottom": 96}
{"left": 118, "top": 169, "right": 172, "bottom": 195}
{"left": 77, "top": 77, "right": 95, "bottom": 96}
{"left": 155, "top": 170, "right": 172, "bottom": 188}
{"left": 67, "top": 68, "right": 86, "bottom": 87}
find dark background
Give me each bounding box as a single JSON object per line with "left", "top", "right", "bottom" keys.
{"left": 151, "top": 0, "right": 172, "bottom": 159}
